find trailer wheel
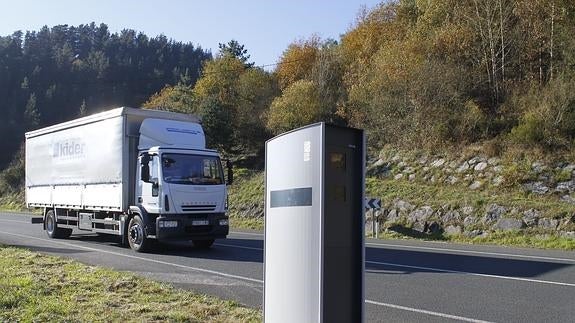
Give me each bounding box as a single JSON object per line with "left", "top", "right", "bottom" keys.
{"left": 128, "top": 215, "right": 152, "bottom": 252}
{"left": 45, "top": 210, "right": 72, "bottom": 239}
{"left": 192, "top": 239, "right": 214, "bottom": 249}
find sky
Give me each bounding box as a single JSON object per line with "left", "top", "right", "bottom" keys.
{"left": 0, "top": 0, "right": 382, "bottom": 68}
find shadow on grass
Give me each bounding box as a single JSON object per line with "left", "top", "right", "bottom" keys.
{"left": 386, "top": 224, "right": 448, "bottom": 242}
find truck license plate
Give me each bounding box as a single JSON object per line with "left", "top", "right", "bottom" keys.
{"left": 192, "top": 220, "right": 209, "bottom": 226}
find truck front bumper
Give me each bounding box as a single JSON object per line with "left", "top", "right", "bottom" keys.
{"left": 155, "top": 213, "right": 229, "bottom": 241}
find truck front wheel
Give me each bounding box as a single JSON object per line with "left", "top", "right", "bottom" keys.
{"left": 45, "top": 210, "right": 72, "bottom": 239}
{"left": 128, "top": 215, "right": 152, "bottom": 252}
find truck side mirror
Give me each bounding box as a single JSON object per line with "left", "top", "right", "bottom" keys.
{"left": 141, "top": 153, "right": 151, "bottom": 183}
{"left": 226, "top": 160, "right": 233, "bottom": 185}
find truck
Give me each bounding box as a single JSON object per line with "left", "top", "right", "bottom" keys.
{"left": 25, "top": 107, "right": 232, "bottom": 252}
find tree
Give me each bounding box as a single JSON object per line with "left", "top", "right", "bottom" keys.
{"left": 199, "top": 96, "right": 234, "bottom": 154}
{"left": 218, "top": 40, "right": 253, "bottom": 67}
{"left": 143, "top": 83, "right": 197, "bottom": 114}
{"left": 275, "top": 36, "right": 321, "bottom": 90}
{"left": 267, "top": 80, "right": 323, "bottom": 134}
{"left": 24, "top": 93, "right": 40, "bottom": 129}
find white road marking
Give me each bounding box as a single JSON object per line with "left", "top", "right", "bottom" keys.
{"left": 215, "top": 243, "right": 263, "bottom": 251}
{"left": 365, "top": 300, "right": 494, "bottom": 323}
{"left": 0, "top": 230, "right": 494, "bottom": 323}
{"left": 229, "top": 230, "right": 575, "bottom": 264}
{"left": 367, "top": 260, "right": 575, "bottom": 287}
{"left": 0, "top": 218, "right": 30, "bottom": 224}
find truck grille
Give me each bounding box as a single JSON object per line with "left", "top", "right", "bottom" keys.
{"left": 181, "top": 204, "right": 216, "bottom": 212}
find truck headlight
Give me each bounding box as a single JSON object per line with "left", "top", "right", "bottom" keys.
{"left": 219, "top": 219, "right": 229, "bottom": 226}
{"left": 159, "top": 220, "right": 178, "bottom": 228}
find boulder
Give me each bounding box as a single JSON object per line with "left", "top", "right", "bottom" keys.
{"left": 492, "top": 176, "right": 504, "bottom": 186}
{"left": 561, "top": 195, "right": 575, "bottom": 205}
{"left": 538, "top": 218, "right": 559, "bottom": 230}
{"left": 446, "top": 175, "right": 458, "bottom": 185}
{"left": 441, "top": 210, "right": 461, "bottom": 224}
{"left": 461, "top": 206, "right": 475, "bottom": 216}
{"left": 531, "top": 162, "right": 546, "bottom": 173}
{"left": 483, "top": 204, "right": 507, "bottom": 224}
{"left": 393, "top": 199, "right": 415, "bottom": 212}
{"left": 487, "top": 157, "right": 500, "bottom": 165}
{"left": 474, "top": 162, "right": 488, "bottom": 171}
{"left": 523, "top": 181, "right": 549, "bottom": 195}
{"left": 494, "top": 218, "right": 526, "bottom": 231}
{"left": 456, "top": 162, "right": 470, "bottom": 173}
{"left": 522, "top": 209, "right": 540, "bottom": 226}
{"left": 493, "top": 165, "right": 503, "bottom": 173}
{"left": 463, "top": 216, "right": 477, "bottom": 227}
{"left": 463, "top": 230, "right": 482, "bottom": 238}
{"left": 408, "top": 206, "right": 434, "bottom": 223}
{"left": 394, "top": 173, "right": 404, "bottom": 180}
{"left": 408, "top": 174, "right": 416, "bottom": 181}
{"left": 431, "top": 158, "right": 446, "bottom": 168}
{"left": 386, "top": 209, "right": 401, "bottom": 223}
{"left": 444, "top": 225, "right": 462, "bottom": 236}
{"left": 561, "top": 231, "right": 575, "bottom": 239}
{"left": 555, "top": 180, "right": 575, "bottom": 193}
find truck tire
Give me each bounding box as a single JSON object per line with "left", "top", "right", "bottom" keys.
{"left": 45, "top": 210, "right": 72, "bottom": 239}
{"left": 128, "top": 215, "right": 152, "bottom": 252}
{"left": 192, "top": 239, "right": 214, "bottom": 249}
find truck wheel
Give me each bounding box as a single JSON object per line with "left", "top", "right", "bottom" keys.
{"left": 45, "top": 210, "right": 72, "bottom": 239}
{"left": 128, "top": 215, "right": 152, "bottom": 252}
{"left": 193, "top": 239, "right": 214, "bottom": 249}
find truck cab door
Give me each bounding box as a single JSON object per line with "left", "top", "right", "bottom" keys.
{"left": 139, "top": 154, "right": 161, "bottom": 213}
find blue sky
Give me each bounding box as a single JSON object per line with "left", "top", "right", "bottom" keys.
{"left": 1, "top": 0, "right": 381, "bottom": 67}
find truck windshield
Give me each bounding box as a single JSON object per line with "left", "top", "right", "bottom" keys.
{"left": 162, "top": 154, "right": 223, "bottom": 185}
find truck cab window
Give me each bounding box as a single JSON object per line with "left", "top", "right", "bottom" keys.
{"left": 162, "top": 154, "right": 223, "bottom": 185}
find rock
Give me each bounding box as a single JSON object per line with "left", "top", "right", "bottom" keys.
{"left": 408, "top": 174, "right": 416, "bottom": 181}
{"left": 404, "top": 167, "right": 415, "bottom": 174}
{"left": 456, "top": 162, "right": 470, "bottom": 173}
{"left": 422, "top": 166, "right": 430, "bottom": 172}
{"left": 397, "top": 161, "right": 407, "bottom": 169}
{"left": 493, "top": 165, "right": 503, "bottom": 173}
{"left": 446, "top": 175, "right": 458, "bottom": 185}
{"left": 561, "top": 195, "right": 575, "bottom": 205}
{"left": 494, "top": 218, "right": 526, "bottom": 231}
{"left": 373, "top": 159, "right": 385, "bottom": 167}
{"left": 386, "top": 209, "right": 401, "bottom": 223}
{"left": 444, "top": 225, "right": 462, "bottom": 236}
{"left": 394, "top": 173, "right": 404, "bottom": 180}
{"left": 474, "top": 162, "right": 488, "bottom": 171}
{"left": 483, "top": 204, "right": 507, "bottom": 224}
{"left": 448, "top": 161, "right": 458, "bottom": 169}
{"left": 531, "top": 162, "right": 546, "bottom": 173}
{"left": 464, "top": 174, "right": 474, "bottom": 182}
{"left": 522, "top": 209, "right": 540, "bottom": 226}
{"left": 430, "top": 175, "right": 437, "bottom": 183}
{"left": 431, "top": 158, "right": 446, "bottom": 168}
{"left": 523, "top": 181, "right": 549, "bottom": 195}
{"left": 393, "top": 199, "right": 415, "bottom": 212}
{"left": 492, "top": 176, "right": 504, "bottom": 186}
{"left": 487, "top": 157, "right": 500, "bottom": 165}
{"left": 391, "top": 154, "right": 401, "bottom": 162}
{"left": 556, "top": 180, "right": 575, "bottom": 193}
{"left": 461, "top": 206, "right": 474, "bottom": 216}
{"left": 417, "top": 156, "right": 428, "bottom": 164}
{"left": 468, "top": 157, "right": 480, "bottom": 165}
{"left": 561, "top": 231, "right": 575, "bottom": 239}
{"left": 408, "top": 206, "right": 434, "bottom": 223}
{"left": 463, "top": 216, "right": 477, "bottom": 227}
{"left": 564, "top": 164, "right": 575, "bottom": 172}
{"left": 538, "top": 218, "right": 559, "bottom": 230}
{"left": 441, "top": 210, "right": 461, "bottom": 224}
{"left": 469, "top": 181, "right": 483, "bottom": 190}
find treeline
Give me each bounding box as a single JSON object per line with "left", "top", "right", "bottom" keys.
{"left": 148, "top": 0, "right": 575, "bottom": 165}
{"left": 0, "top": 22, "right": 211, "bottom": 168}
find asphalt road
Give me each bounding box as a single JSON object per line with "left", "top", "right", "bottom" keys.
{"left": 1, "top": 212, "right": 574, "bottom": 322}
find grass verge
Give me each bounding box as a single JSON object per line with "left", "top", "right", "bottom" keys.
{"left": 0, "top": 245, "right": 261, "bottom": 322}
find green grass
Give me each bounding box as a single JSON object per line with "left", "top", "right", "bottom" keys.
{"left": 0, "top": 245, "right": 261, "bottom": 322}
{"left": 0, "top": 192, "right": 25, "bottom": 212}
